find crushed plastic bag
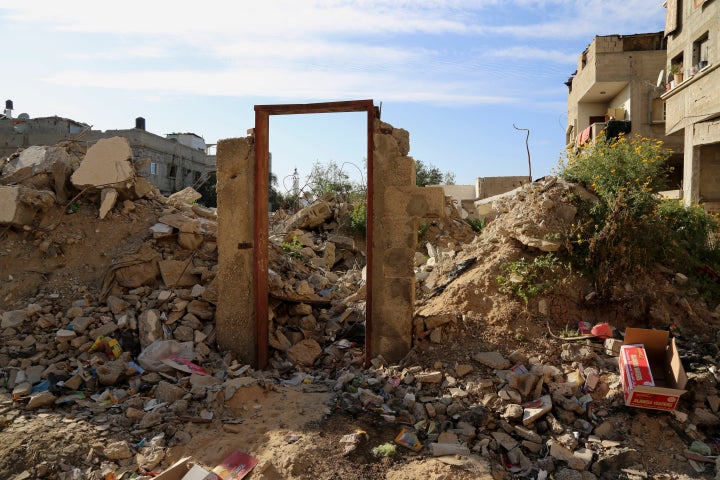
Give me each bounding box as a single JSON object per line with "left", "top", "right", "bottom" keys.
{"left": 137, "top": 340, "right": 195, "bottom": 372}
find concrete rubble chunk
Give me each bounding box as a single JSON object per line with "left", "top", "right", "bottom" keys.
{"left": 0, "top": 185, "right": 55, "bottom": 226}
{"left": 159, "top": 259, "right": 199, "bottom": 288}
{"left": 26, "top": 391, "right": 57, "bottom": 410}
{"left": 155, "top": 381, "right": 186, "bottom": 403}
{"left": 287, "top": 339, "right": 322, "bottom": 366}
{"left": 70, "top": 137, "right": 135, "bottom": 189}
{"left": 159, "top": 213, "right": 202, "bottom": 233}
{"left": 492, "top": 431, "right": 518, "bottom": 451}
{"left": 106, "top": 295, "right": 130, "bottom": 315}
{"left": 104, "top": 440, "right": 133, "bottom": 460}
{"left": 168, "top": 186, "right": 202, "bottom": 204}
{"left": 415, "top": 371, "right": 443, "bottom": 383}
{"left": 591, "top": 448, "right": 643, "bottom": 476}
{"left": 522, "top": 394, "right": 552, "bottom": 426}
{"left": 1, "top": 310, "right": 27, "bottom": 329}
{"left": 283, "top": 201, "right": 334, "bottom": 230}
{"left": 473, "top": 351, "right": 510, "bottom": 370}
{"left": 99, "top": 187, "right": 118, "bottom": 219}
{"left": 187, "top": 300, "right": 214, "bottom": 320}
{"left": 139, "top": 411, "right": 163, "bottom": 429}
{"left": 138, "top": 310, "right": 163, "bottom": 348}
{"left": 150, "top": 222, "right": 174, "bottom": 238}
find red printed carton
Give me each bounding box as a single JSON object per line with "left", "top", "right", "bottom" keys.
{"left": 618, "top": 328, "right": 687, "bottom": 411}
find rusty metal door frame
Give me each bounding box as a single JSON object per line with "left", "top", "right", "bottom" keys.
{"left": 253, "top": 100, "right": 376, "bottom": 369}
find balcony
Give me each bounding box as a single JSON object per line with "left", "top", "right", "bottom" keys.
{"left": 576, "top": 120, "right": 632, "bottom": 147}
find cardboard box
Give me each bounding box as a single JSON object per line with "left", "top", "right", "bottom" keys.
{"left": 153, "top": 451, "right": 258, "bottom": 480}
{"left": 618, "top": 328, "right": 687, "bottom": 411}
{"left": 154, "top": 457, "right": 209, "bottom": 480}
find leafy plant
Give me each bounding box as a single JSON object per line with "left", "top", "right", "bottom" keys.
{"left": 560, "top": 324, "right": 580, "bottom": 338}
{"left": 497, "top": 254, "right": 567, "bottom": 304}
{"left": 466, "top": 217, "right": 486, "bottom": 233}
{"left": 349, "top": 201, "right": 367, "bottom": 237}
{"left": 372, "top": 443, "right": 397, "bottom": 457}
{"left": 281, "top": 236, "right": 304, "bottom": 258}
{"left": 417, "top": 222, "right": 430, "bottom": 241}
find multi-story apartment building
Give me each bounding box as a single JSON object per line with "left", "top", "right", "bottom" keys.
{"left": 566, "top": 33, "right": 684, "bottom": 190}
{"left": 0, "top": 103, "right": 215, "bottom": 196}
{"left": 662, "top": 0, "right": 720, "bottom": 209}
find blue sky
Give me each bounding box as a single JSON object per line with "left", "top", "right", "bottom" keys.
{"left": 1, "top": 1, "right": 667, "bottom": 191}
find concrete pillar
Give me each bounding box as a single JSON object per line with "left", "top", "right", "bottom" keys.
{"left": 371, "top": 121, "right": 444, "bottom": 363}
{"left": 683, "top": 126, "right": 700, "bottom": 205}
{"left": 216, "top": 136, "right": 256, "bottom": 364}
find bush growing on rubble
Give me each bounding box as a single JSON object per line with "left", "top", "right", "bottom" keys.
{"left": 557, "top": 133, "right": 719, "bottom": 296}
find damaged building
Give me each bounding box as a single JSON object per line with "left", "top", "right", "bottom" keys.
{"left": 0, "top": 101, "right": 215, "bottom": 196}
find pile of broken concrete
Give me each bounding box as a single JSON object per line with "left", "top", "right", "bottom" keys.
{"left": 2, "top": 138, "right": 720, "bottom": 479}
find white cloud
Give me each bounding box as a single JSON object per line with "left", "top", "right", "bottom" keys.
{"left": 0, "top": 0, "right": 665, "bottom": 106}
{"left": 45, "top": 67, "right": 519, "bottom": 106}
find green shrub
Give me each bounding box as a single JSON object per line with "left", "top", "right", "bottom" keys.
{"left": 349, "top": 201, "right": 367, "bottom": 237}
{"left": 281, "top": 236, "right": 304, "bottom": 258}
{"left": 497, "top": 254, "right": 567, "bottom": 304}
{"left": 466, "top": 217, "right": 486, "bottom": 233}
{"left": 557, "top": 133, "right": 720, "bottom": 296}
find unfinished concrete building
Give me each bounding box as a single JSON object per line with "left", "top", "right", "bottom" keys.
{"left": 663, "top": 0, "right": 720, "bottom": 209}
{"left": 566, "top": 33, "right": 684, "bottom": 189}
{"left": 0, "top": 104, "right": 215, "bottom": 196}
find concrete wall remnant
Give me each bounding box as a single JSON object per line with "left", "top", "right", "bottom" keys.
{"left": 215, "top": 136, "right": 256, "bottom": 365}
{"left": 371, "top": 120, "right": 444, "bottom": 362}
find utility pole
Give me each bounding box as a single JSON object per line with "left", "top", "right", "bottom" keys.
{"left": 513, "top": 124, "right": 532, "bottom": 182}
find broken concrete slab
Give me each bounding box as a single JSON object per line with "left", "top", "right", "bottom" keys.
{"left": 70, "top": 137, "right": 135, "bottom": 189}
{"left": 473, "top": 351, "right": 511, "bottom": 370}
{"left": 1, "top": 146, "right": 74, "bottom": 201}
{"left": 99, "top": 187, "right": 118, "bottom": 219}
{"left": 159, "top": 259, "right": 199, "bottom": 288}
{"left": 168, "top": 186, "right": 202, "bottom": 205}
{"left": 0, "top": 185, "right": 55, "bottom": 226}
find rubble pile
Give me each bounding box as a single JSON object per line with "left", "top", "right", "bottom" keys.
{"left": 2, "top": 137, "right": 720, "bottom": 479}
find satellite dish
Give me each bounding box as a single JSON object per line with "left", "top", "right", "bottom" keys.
{"left": 656, "top": 70, "right": 665, "bottom": 88}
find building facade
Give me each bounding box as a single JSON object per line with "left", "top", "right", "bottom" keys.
{"left": 663, "top": 0, "right": 720, "bottom": 209}
{"left": 0, "top": 112, "right": 215, "bottom": 196}
{"left": 566, "top": 33, "right": 684, "bottom": 189}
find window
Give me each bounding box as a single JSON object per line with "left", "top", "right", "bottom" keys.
{"left": 194, "top": 171, "right": 202, "bottom": 182}
{"left": 150, "top": 162, "right": 157, "bottom": 175}
{"left": 693, "top": 32, "right": 710, "bottom": 69}
{"left": 168, "top": 165, "right": 177, "bottom": 179}
{"left": 651, "top": 98, "right": 666, "bottom": 123}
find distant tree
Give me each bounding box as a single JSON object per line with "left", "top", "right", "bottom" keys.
{"left": 306, "top": 160, "right": 356, "bottom": 198}
{"left": 269, "top": 171, "right": 282, "bottom": 211}
{"left": 196, "top": 172, "right": 217, "bottom": 208}
{"left": 415, "top": 159, "right": 455, "bottom": 186}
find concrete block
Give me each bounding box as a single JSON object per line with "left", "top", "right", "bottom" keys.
{"left": 0, "top": 185, "right": 53, "bottom": 226}
{"left": 71, "top": 137, "right": 134, "bottom": 189}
